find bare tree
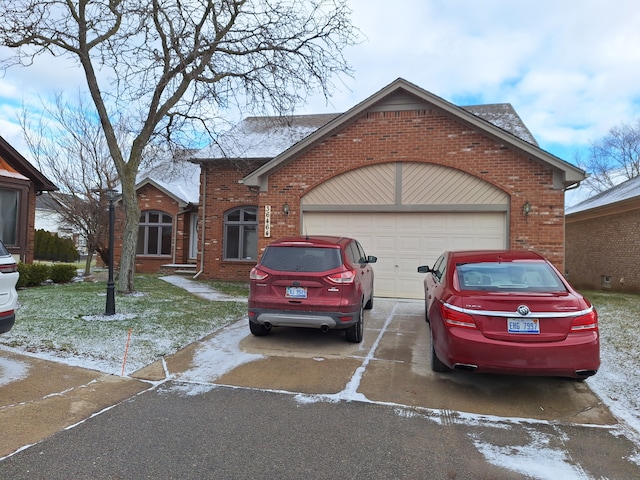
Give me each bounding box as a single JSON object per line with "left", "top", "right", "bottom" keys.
{"left": 20, "top": 93, "right": 124, "bottom": 276}
{"left": 0, "top": 0, "right": 358, "bottom": 292}
{"left": 578, "top": 119, "right": 640, "bottom": 193}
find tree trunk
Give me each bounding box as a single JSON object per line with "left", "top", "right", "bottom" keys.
{"left": 84, "top": 251, "right": 94, "bottom": 276}
{"left": 117, "top": 175, "right": 140, "bottom": 294}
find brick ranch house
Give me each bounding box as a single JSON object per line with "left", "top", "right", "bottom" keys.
{"left": 565, "top": 175, "right": 640, "bottom": 293}
{"left": 121, "top": 78, "right": 586, "bottom": 299}
{"left": 0, "top": 135, "right": 57, "bottom": 262}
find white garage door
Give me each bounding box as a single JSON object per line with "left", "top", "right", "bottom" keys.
{"left": 303, "top": 211, "right": 506, "bottom": 299}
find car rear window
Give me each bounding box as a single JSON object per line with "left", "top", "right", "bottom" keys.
{"left": 456, "top": 261, "right": 567, "bottom": 292}
{"left": 0, "top": 240, "right": 9, "bottom": 256}
{"left": 260, "top": 246, "right": 342, "bottom": 272}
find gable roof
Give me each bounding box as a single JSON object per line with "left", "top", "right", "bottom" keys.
{"left": 0, "top": 135, "right": 57, "bottom": 192}
{"left": 136, "top": 159, "right": 201, "bottom": 206}
{"left": 193, "top": 113, "right": 341, "bottom": 160}
{"left": 463, "top": 103, "right": 538, "bottom": 146}
{"left": 238, "top": 78, "right": 585, "bottom": 190}
{"left": 565, "top": 175, "right": 640, "bottom": 217}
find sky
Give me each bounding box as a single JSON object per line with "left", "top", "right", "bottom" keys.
{"left": 1, "top": 0, "right": 640, "bottom": 168}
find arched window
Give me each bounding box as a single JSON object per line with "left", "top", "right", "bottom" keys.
{"left": 137, "top": 211, "right": 172, "bottom": 255}
{"left": 224, "top": 206, "right": 257, "bottom": 261}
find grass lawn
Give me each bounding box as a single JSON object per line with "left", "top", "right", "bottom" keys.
{"left": 1, "top": 275, "right": 248, "bottom": 375}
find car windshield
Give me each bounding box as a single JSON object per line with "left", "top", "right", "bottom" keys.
{"left": 260, "top": 246, "right": 342, "bottom": 272}
{"left": 456, "top": 261, "right": 567, "bottom": 293}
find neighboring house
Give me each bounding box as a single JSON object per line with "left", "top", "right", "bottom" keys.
{"left": 35, "top": 192, "right": 88, "bottom": 255}
{"left": 184, "top": 78, "right": 586, "bottom": 299}
{"left": 0, "top": 135, "right": 57, "bottom": 262}
{"left": 565, "top": 175, "right": 640, "bottom": 293}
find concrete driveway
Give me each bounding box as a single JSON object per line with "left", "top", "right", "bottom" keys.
{"left": 148, "top": 298, "right": 614, "bottom": 425}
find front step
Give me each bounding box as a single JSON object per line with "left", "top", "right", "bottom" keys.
{"left": 160, "top": 264, "right": 198, "bottom": 276}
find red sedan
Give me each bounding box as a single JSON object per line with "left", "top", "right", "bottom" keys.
{"left": 417, "top": 250, "right": 599, "bottom": 379}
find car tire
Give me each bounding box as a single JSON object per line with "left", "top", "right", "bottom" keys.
{"left": 364, "top": 291, "right": 374, "bottom": 310}
{"left": 430, "top": 331, "right": 449, "bottom": 372}
{"left": 424, "top": 300, "right": 430, "bottom": 323}
{"left": 249, "top": 319, "right": 270, "bottom": 336}
{"left": 345, "top": 302, "right": 364, "bottom": 343}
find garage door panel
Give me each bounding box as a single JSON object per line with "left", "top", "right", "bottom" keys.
{"left": 303, "top": 212, "right": 506, "bottom": 299}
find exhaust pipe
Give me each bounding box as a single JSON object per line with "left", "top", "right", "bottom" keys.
{"left": 263, "top": 322, "right": 272, "bottom": 330}
{"left": 575, "top": 369, "right": 597, "bottom": 377}
{"left": 453, "top": 363, "right": 478, "bottom": 371}
{"left": 320, "top": 325, "right": 330, "bottom": 333}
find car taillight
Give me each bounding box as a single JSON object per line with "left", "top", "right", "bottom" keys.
{"left": 441, "top": 303, "right": 478, "bottom": 329}
{"left": 327, "top": 269, "right": 356, "bottom": 284}
{"left": 570, "top": 309, "right": 598, "bottom": 332}
{"left": 0, "top": 263, "right": 17, "bottom": 274}
{"left": 249, "top": 267, "right": 268, "bottom": 281}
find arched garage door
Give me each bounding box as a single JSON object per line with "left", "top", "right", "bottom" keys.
{"left": 301, "top": 163, "right": 509, "bottom": 299}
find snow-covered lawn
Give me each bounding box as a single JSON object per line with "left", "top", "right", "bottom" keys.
{"left": 0, "top": 275, "right": 247, "bottom": 375}
{"left": 582, "top": 290, "right": 640, "bottom": 441}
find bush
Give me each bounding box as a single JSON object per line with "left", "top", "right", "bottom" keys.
{"left": 34, "top": 229, "right": 79, "bottom": 263}
{"left": 17, "top": 263, "right": 51, "bottom": 288}
{"left": 49, "top": 264, "right": 78, "bottom": 284}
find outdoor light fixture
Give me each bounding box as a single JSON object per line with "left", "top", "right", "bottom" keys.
{"left": 283, "top": 203, "right": 290, "bottom": 215}
{"left": 523, "top": 200, "right": 531, "bottom": 216}
{"left": 105, "top": 189, "right": 118, "bottom": 315}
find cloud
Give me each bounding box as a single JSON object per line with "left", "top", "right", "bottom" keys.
{"left": 301, "top": 0, "right": 640, "bottom": 161}
{"left": 2, "top": 0, "right": 640, "bottom": 163}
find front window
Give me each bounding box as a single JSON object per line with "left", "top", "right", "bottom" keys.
{"left": 0, "top": 189, "right": 18, "bottom": 245}
{"left": 456, "top": 261, "right": 567, "bottom": 292}
{"left": 224, "top": 206, "right": 257, "bottom": 260}
{"left": 137, "top": 211, "right": 172, "bottom": 255}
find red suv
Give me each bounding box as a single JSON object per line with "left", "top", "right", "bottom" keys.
{"left": 248, "top": 236, "right": 377, "bottom": 342}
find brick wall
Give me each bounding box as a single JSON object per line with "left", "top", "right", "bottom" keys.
{"left": 200, "top": 108, "right": 566, "bottom": 282}
{"left": 112, "top": 183, "right": 193, "bottom": 274}
{"left": 25, "top": 189, "right": 36, "bottom": 263}
{"left": 197, "top": 163, "right": 260, "bottom": 281}
{"left": 566, "top": 207, "right": 640, "bottom": 292}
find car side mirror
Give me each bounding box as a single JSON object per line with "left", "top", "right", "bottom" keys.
{"left": 417, "top": 265, "right": 431, "bottom": 273}
{"left": 367, "top": 255, "right": 377, "bottom": 264}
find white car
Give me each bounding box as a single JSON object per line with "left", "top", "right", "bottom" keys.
{"left": 0, "top": 240, "right": 19, "bottom": 334}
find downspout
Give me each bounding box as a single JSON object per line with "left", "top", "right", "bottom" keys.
{"left": 171, "top": 212, "right": 177, "bottom": 265}
{"left": 193, "top": 166, "right": 207, "bottom": 279}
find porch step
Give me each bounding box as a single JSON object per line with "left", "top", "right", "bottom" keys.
{"left": 160, "top": 264, "right": 198, "bottom": 276}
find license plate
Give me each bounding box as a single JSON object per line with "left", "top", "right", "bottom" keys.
{"left": 286, "top": 286, "right": 307, "bottom": 299}
{"left": 508, "top": 318, "right": 540, "bottom": 334}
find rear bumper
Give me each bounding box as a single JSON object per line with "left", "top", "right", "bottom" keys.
{"left": 440, "top": 329, "right": 600, "bottom": 378}
{"left": 0, "top": 311, "right": 16, "bottom": 334}
{"left": 249, "top": 307, "right": 360, "bottom": 330}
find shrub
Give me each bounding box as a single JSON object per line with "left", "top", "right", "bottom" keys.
{"left": 49, "top": 264, "right": 78, "bottom": 284}
{"left": 34, "top": 229, "right": 79, "bottom": 263}
{"left": 17, "top": 263, "right": 51, "bottom": 288}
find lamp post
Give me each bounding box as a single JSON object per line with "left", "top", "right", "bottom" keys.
{"left": 105, "top": 189, "right": 117, "bottom": 315}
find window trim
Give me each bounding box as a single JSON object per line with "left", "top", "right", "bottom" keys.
{"left": 223, "top": 206, "right": 258, "bottom": 261}
{"left": 137, "top": 210, "right": 173, "bottom": 256}
{"left": 0, "top": 182, "right": 28, "bottom": 253}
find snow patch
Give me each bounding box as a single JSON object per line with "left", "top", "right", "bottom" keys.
{"left": 0, "top": 356, "right": 30, "bottom": 386}
{"left": 178, "top": 319, "right": 263, "bottom": 383}
{"left": 471, "top": 429, "right": 590, "bottom": 480}
{"left": 81, "top": 313, "right": 138, "bottom": 322}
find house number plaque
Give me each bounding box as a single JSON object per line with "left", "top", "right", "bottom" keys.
{"left": 264, "top": 205, "right": 271, "bottom": 237}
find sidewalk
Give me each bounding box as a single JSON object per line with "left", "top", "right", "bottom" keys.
{"left": 160, "top": 275, "right": 248, "bottom": 302}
